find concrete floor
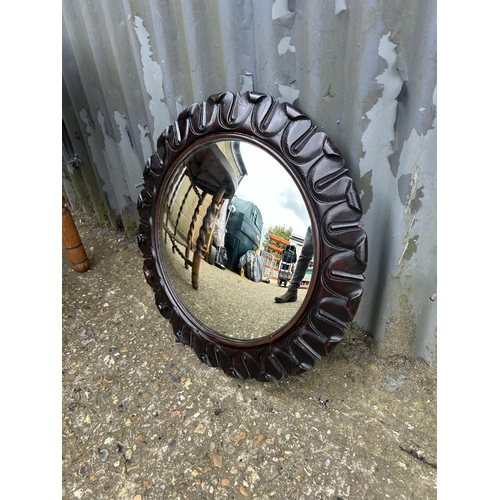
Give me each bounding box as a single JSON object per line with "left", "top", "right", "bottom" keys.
{"left": 62, "top": 213, "right": 437, "bottom": 499}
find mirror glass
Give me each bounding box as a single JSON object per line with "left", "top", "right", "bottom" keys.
{"left": 158, "top": 139, "right": 314, "bottom": 341}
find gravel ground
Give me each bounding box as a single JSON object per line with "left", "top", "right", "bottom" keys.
{"left": 162, "top": 241, "right": 305, "bottom": 341}
{"left": 62, "top": 210, "right": 437, "bottom": 500}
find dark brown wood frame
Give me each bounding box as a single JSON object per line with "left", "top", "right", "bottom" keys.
{"left": 137, "top": 91, "right": 368, "bottom": 382}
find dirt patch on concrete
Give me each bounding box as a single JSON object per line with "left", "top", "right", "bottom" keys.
{"left": 62, "top": 211, "right": 436, "bottom": 499}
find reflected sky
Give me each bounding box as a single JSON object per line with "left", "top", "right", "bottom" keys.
{"left": 234, "top": 141, "right": 310, "bottom": 240}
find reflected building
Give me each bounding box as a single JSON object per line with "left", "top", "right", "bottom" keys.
{"left": 162, "top": 141, "right": 247, "bottom": 270}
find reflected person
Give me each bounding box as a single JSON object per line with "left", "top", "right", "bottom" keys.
{"left": 275, "top": 226, "right": 313, "bottom": 303}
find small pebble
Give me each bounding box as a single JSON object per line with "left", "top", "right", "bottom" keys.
{"left": 254, "top": 434, "right": 265, "bottom": 446}
{"left": 194, "top": 423, "right": 206, "bottom": 434}
{"left": 234, "top": 431, "right": 246, "bottom": 444}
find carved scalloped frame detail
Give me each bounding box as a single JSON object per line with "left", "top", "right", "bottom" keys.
{"left": 137, "top": 91, "right": 368, "bottom": 382}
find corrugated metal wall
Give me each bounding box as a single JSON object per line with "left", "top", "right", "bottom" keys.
{"left": 62, "top": 0, "right": 437, "bottom": 363}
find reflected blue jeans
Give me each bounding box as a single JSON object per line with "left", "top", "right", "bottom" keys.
{"left": 289, "top": 226, "right": 313, "bottom": 291}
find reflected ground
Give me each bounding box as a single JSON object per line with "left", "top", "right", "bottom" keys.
{"left": 163, "top": 245, "right": 306, "bottom": 341}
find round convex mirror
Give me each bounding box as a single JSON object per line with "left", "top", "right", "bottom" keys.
{"left": 158, "top": 139, "right": 313, "bottom": 341}
{"left": 137, "top": 91, "right": 367, "bottom": 382}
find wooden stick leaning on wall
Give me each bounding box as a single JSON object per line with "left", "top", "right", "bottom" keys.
{"left": 62, "top": 197, "right": 90, "bottom": 273}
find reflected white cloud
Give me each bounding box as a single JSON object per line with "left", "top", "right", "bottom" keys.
{"left": 236, "top": 141, "right": 309, "bottom": 239}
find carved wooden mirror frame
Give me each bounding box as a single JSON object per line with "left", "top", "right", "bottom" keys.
{"left": 137, "top": 91, "right": 367, "bottom": 382}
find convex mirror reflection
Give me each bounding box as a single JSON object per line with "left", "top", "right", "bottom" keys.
{"left": 158, "top": 139, "right": 313, "bottom": 341}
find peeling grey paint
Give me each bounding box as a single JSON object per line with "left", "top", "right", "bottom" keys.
{"left": 388, "top": 4, "right": 436, "bottom": 176}
{"left": 398, "top": 163, "right": 424, "bottom": 212}
{"left": 239, "top": 73, "right": 254, "bottom": 94}
{"left": 137, "top": 123, "right": 153, "bottom": 165}
{"left": 276, "top": 82, "right": 300, "bottom": 105}
{"left": 404, "top": 164, "right": 422, "bottom": 213}
{"left": 271, "top": 0, "right": 296, "bottom": 28}
{"left": 400, "top": 234, "right": 419, "bottom": 264}
{"left": 272, "top": 0, "right": 290, "bottom": 20}
{"left": 133, "top": 16, "right": 171, "bottom": 141}
{"left": 79, "top": 107, "right": 117, "bottom": 211}
{"left": 357, "top": 32, "right": 404, "bottom": 215}
{"left": 278, "top": 36, "right": 296, "bottom": 55}
{"left": 335, "top": 0, "right": 348, "bottom": 14}
{"left": 114, "top": 111, "right": 144, "bottom": 192}
{"left": 352, "top": 25, "right": 436, "bottom": 362}
{"left": 358, "top": 171, "right": 374, "bottom": 216}
{"left": 359, "top": 33, "right": 404, "bottom": 188}
{"left": 397, "top": 173, "right": 412, "bottom": 206}
{"left": 97, "top": 111, "right": 130, "bottom": 212}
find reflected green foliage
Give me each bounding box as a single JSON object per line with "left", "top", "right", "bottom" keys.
{"left": 263, "top": 224, "right": 293, "bottom": 257}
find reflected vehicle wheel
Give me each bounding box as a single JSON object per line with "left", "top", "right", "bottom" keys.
{"left": 208, "top": 245, "right": 216, "bottom": 265}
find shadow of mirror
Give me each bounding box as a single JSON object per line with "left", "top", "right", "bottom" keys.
{"left": 158, "top": 139, "right": 313, "bottom": 341}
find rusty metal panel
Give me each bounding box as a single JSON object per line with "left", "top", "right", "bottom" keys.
{"left": 62, "top": 0, "right": 437, "bottom": 362}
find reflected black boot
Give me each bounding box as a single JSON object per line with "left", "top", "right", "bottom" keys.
{"left": 275, "top": 288, "right": 298, "bottom": 303}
